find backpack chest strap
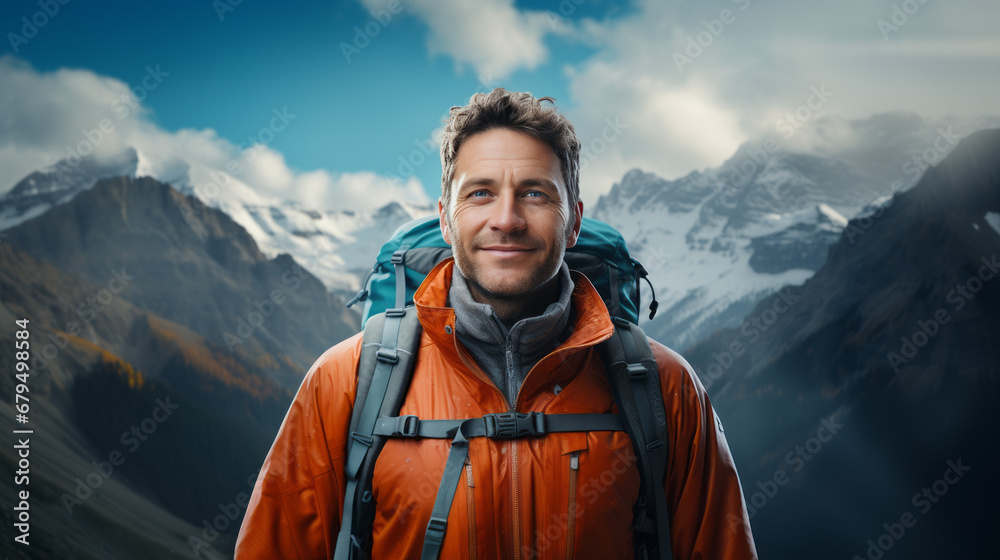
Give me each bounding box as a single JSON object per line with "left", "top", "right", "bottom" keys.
{"left": 371, "top": 411, "right": 624, "bottom": 560}
{"left": 373, "top": 411, "right": 624, "bottom": 440}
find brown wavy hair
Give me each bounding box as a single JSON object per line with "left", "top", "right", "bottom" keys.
{"left": 439, "top": 88, "right": 581, "bottom": 218}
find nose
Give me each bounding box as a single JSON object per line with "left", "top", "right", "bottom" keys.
{"left": 489, "top": 191, "right": 527, "bottom": 233}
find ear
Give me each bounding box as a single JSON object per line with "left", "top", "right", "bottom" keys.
{"left": 438, "top": 199, "right": 453, "bottom": 246}
{"left": 565, "top": 200, "right": 584, "bottom": 248}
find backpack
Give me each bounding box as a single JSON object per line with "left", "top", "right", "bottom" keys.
{"left": 336, "top": 216, "right": 672, "bottom": 560}
{"left": 347, "top": 215, "right": 659, "bottom": 325}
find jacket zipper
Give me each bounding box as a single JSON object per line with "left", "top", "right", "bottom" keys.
{"left": 505, "top": 339, "right": 516, "bottom": 405}
{"left": 455, "top": 323, "right": 615, "bottom": 560}
{"left": 452, "top": 334, "right": 518, "bottom": 559}
{"left": 509, "top": 334, "right": 614, "bottom": 560}
{"left": 565, "top": 452, "right": 579, "bottom": 560}
{"left": 466, "top": 459, "right": 478, "bottom": 560}
{"left": 506, "top": 337, "right": 522, "bottom": 560}
{"left": 512, "top": 440, "right": 520, "bottom": 560}
{"left": 453, "top": 337, "right": 510, "bottom": 408}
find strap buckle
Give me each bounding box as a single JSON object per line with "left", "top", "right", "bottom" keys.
{"left": 391, "top": 415, "right": 419, "bottom": 437}
{"left": 626, "top": 362, "right": 648, "bottom": 379}
{"left": 425, "top": 516, "right": 448, "bottom": 546}
{"left": 376, "top": 347, "right": 398, "bottom": 364}
{"left": 391, "top": 250, "right": 407, "bottom": 265}
{"left": 484, "top": 412, "right": 545, "bottom": 439}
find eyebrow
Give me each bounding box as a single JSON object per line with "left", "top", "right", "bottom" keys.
{"left": 457, "top": 176, "right": 561, "bottom": 194}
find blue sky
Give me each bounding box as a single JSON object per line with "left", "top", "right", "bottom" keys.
{"left": 2, "top": 0, "right": 998, "bottom": 212}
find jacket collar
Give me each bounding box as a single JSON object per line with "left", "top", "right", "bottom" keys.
{"left": 413, "top": 258, "right": 616, "bottom": 389}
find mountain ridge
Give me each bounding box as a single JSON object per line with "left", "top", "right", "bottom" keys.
{"left": 3, "top": 175, "right": 359, "bottom": 386}
{"left": 681, "top": 128, "right": 1000, "bottom": 559}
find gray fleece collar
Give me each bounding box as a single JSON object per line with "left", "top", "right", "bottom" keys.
{"left": 448, "top": 262, "right": 574, "bottom": 405}
{"left": 449, "top": 262, "right": 573, "bottom": 354}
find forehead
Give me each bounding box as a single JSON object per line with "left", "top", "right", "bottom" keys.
{"left": 454, "top": 128, "right": 562, "bottom": 179}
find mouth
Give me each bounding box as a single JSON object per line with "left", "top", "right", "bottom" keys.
{"left": 480, "top": 245, "right": 535, "bottom": 257}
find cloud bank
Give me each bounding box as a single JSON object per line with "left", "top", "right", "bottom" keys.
{"left": 0, "top": 56, "right": 430, "bottom": 213}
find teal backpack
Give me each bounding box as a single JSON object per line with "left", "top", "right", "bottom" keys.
{"left": 338, "top": 216, "right": 672, "bottom": 560}
{"left": 347, "top": 215, "right": 658, "bottom": 325}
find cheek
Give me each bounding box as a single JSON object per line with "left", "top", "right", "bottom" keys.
{"left": 448, "top": 206, "right": 480, "bottom": 238}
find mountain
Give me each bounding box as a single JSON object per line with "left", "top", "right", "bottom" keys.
{"left": 593, "top": 151, "right": 866, "bottom": 350}
{"left": 1, "top": 110, "right": 997, "bottom": 558}
{"left": 3, "top": 175, "right": 359, "bottom": 388}
{"left": 3, "top": 112, "right": 994, "bottom": 338}
{"left": 683, "top": 129, "right": 1000, "bottom": 558}
{"left": 0, "top": 176, "right": 362, "bottom": 559}
{"left": 0, "top": 241, "right": 287, "bottom": 559}
{"left": 0, "top": 149, "right": 435, "bottom": 302}
{"left": 591, "top": 113, "right": 1000, "bottom": 351}
{"left": 0, "top": 148, "right": 140, "bottom": 230}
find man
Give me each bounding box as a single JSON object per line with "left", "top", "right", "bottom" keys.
{"left": 235, "top": 89, "right": 757, "bottom": 559}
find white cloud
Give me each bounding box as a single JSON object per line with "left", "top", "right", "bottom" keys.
{"left": 568, "top": 61, "right": 746, "bottom": 207}
{"left": 0, "top": 57, "right": 134, "bottom": 184}
{"left": 556, "top": 0, "right": 1000, "bottom": 205}
{"left": 0, "top": 56, "right": 430, "bottom": 213}
{"left": 559, "top": 1, "right": 750, "bottom": 206}
{"left": 289, "top": 169, "right": 427, "bottom": 215}
{"left": 362, "top": 0, "right": 556, "bottom": 79}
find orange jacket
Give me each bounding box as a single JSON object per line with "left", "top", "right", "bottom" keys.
{"left": 236, "top": 258, "right": 757, "bottom": 560}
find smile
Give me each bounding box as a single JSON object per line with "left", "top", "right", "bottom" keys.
{"left": 480, "top": 246, "right": 535, "bottom": 257}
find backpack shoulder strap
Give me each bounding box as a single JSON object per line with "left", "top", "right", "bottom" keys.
{"left": 335, "top": 306, "right": 423, "bottom": 560}
{"left": 598, "top": 318, "right": 673, "bottom": 560}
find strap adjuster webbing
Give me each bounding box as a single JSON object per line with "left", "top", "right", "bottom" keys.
{"left": 424, "top": 516, "right": 448, "bottom": 546}
{"left": 350, "top": 432, "right": 374, "bottom": 448}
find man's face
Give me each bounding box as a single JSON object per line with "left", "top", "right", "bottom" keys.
{"left": 440, "top": 128, "right": 583, "bottom": 303}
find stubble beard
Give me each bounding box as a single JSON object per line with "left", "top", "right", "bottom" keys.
{"left": 449, "top": 223, "right": 567, "bottom": 321}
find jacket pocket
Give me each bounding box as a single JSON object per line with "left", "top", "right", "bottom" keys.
{"left": 561, "top": 434, "right": 587, "bottom": 560}
{"left": 565, "top": 451, "right": 580, "bottom": 560}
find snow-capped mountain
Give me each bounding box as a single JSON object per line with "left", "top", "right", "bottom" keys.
{"left": 593, "top": 139, "right": 923, "bottom": 350}
{"left": 588, "top": 112, "right": 1000, "bottom": 350}
{"left": 681, "top": 129, "right": 1000, "bottom": 559}
{"left": 168, "top": 162, "right": 434, "bottom": 299}
{"left": 2, "top": 111, "right": 997, "bottom": 346}
{"left": 593, "top": 166, "right": 834, "bottom": 351}
{"left": 0, "top": 148, "right": 141, "bottom": 229}
{"left": 0, "top": 147, "right": 435, "bottom": 301}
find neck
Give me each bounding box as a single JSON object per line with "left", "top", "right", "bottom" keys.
{"left": 466, "top": 273, "right": 562, "bottom": 328}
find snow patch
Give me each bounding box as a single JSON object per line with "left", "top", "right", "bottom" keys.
{"left": 986, "top": 212, "right": 1000, "bottom": 236}
{"left": 817, "top": 203, "right": 848, "bottom": 227}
